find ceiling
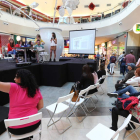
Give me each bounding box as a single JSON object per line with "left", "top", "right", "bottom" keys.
{"left": 15, "top": 0, "right": 124, "bottom": 17}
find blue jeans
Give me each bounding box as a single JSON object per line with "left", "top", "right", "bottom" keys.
{"left": 8, "top": 50, "right": 16, "bottom": 55}
{"left": 115, "top": 85, "right": 137, "bottom": 99}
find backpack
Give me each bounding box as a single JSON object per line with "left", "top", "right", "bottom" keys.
{"left": 117, "top": 97, "right": 139, "bottom": 111}
{"left": 111, "top": 57, "right": 116, "bottom": 63}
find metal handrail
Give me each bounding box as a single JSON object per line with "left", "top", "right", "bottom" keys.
{"left": 0, "top": 0, "right": 134, "bottom": 25}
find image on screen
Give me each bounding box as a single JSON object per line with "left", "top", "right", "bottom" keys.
{"left": 69, "top": 29, "right": 96, "bottom": 54}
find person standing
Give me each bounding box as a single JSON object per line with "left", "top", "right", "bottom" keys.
{"left": 96, "top": 52, "right": 100, "bottom": 66}
{"left": 50, "top": 32, "right": 57, "bottom": 62}
{"left": 110, "top": 53, "right": 116, "bottom": 75}
{"left": 124, "top": 50, "right": 136, "bottom": 72}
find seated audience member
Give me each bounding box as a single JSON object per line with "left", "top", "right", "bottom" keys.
{"left": 115, "top": 63, "right": 135, "bottom": 91}
{"left": 35, "top": 34, "right": 45, "bottom": 45}
{"left": 110, "top": 105, "right": 139, "bottom": 131}
{"left": 108, "top": 85, "right": 140, "bottom": 99}
{"left": 34, "top": 40, "right": 44, "bottom": 50}
{"left": 89, "top": 65, "right": 98, "bottom": 84}
{"left": 7, "top": 38, "right": 16, "bottom": 56}
{"left": 97, "top": 63, "right": 106, "bottom": 79}
{"left": 26, "top": 41, "right": 33, "bottom": 61}
{"left": 136, "top": 56, "right": 140, "bottom": 68}
{"left": 0, "top": 69, "right": 43, "bottom": 138}
{"left": 108, "top": 68, "right": 140, "bottom": 98}
{"left": 77, "top": 65, "right": 98, "bottom": 95}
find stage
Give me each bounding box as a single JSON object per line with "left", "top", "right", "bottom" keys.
{"left": 0, "top": 58, "right": 97, "bottom": 105}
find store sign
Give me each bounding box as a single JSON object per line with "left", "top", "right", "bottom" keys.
{"left": 133, "top": 23, "right": 140, "bottom": 34}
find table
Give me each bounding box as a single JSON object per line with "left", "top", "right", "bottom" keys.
{"left": 13, "top": 47, "right": 32, "bottom": 62}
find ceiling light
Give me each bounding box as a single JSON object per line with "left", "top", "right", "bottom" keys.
{"left": 16, "top": 36, "right": 21, "bottom": 41}
{"left": 3, "top": 22, "right": 8, "bottom": 25}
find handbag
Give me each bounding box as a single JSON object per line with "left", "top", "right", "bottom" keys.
{"left": 69, "top": 83, "right": 80, "bottom": 102}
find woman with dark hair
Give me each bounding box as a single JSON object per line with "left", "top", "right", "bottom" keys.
{"left": 97, "top": 63, "right": 106, "bottom": 79}
{"left": 0, "top": 69, "right": 43, "bottom": 138}
{"left": 50, "top": 32, "right": 57, "bottom": 62}
{"left": 7, "top": 38, "right": 16, "bottom": 55}
{"left": 77, "top": 65, "right": 98, "bottom": 95}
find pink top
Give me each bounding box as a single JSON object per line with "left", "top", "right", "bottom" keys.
{"left": 92, "top": 72, "right": 98, "bottom": 84}
{"left": 9, "top": 83, "right": 43, "bottom": 128}
{"left": 136, "top": 58, "right": 140, "bottom": 67}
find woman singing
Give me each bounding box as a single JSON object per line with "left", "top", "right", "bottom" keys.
{"left": 50, "top": 32, "right": 57, "bottom": 62}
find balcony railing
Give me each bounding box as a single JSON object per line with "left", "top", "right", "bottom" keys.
{"left": 0, "top": 0, "right": 134, "bottom": 24}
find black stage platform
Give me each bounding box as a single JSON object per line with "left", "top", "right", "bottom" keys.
{"left": 0, "top": 58, "right": 97, "bottom": 134}
{"left": 0, "top": 58, "right": 97, "bottom": 105}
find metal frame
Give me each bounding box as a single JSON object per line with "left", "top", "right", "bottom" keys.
{"left": 67, "top": 95, "right": 88, "bottom": 122}
{"left": 47, "top": 103, "right": 72, "bottom": 134}
{"left": 123, "top": 120, "right": 140, "bottom": 140}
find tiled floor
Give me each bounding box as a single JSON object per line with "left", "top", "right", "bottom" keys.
{"left": 2, "top": 68, "right": 137, "bottom": 140}
{"left": 1, "top": 116, "right": 140, "bottom": 140}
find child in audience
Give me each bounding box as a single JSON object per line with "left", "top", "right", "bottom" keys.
{"left": 0, "top": 69, "right": 43, "bottom": 138}
{"left": 97, "top": 63, "right": 106, "bottom": 79}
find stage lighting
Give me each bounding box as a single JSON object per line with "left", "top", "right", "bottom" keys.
{"left": 16, "top": 36, "right": 21, "bottom": 41}
{"left": 30, "top": 2, "right": 39, "bottom": 9}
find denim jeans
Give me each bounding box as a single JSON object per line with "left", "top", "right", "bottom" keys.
{"left": 115, "top": 85, "right": 137, "bottom": 98}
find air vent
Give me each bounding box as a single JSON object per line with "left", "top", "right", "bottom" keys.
{"left": 95, "top": 4, "right": 99, "bottom": 7}
{"left": 107, "top": 4, "right": 111, "bottom": 6}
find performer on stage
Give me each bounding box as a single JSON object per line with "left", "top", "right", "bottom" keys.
{"left": 50, "top": 32, "right": 57, "bottom": 62}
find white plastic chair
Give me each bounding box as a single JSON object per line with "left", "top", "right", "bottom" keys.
{"left": 66, "top": 87, "right": 89, "bottom": 122}
{"left": 86, "top": 114, "right": 132, "bottom": 140}
{"left": 4, "top": 112, "right": 42, "bottom": 140}
{"left": 83, "top": 84, "right": 98, "bottom": 113}
{"left": 46, "top": 93, "right": 74, "bottom": 134}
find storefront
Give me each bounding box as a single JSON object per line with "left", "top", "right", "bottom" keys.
{"left": 107, "top": 33, "right": 127, "bottom": 60}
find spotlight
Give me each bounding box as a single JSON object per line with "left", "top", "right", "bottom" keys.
{"left": 119, "top": 22, "right": 122, "bottom": 25}
{"left": 35, "top": 29, "right": 39, "bottom": 31}
{"left": 3, "top": 22, "right": 8, "bottom": 25}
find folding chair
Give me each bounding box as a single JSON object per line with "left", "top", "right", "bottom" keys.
{"left": 4, "top": 112, "right": 42, "bottom": 140}
{"left": 46, "top": 93, "right": 74, "bottom": 134}
{"left": 83, "top": 84, "right": 98, "bottom": 113}
{"left": 66, "top": 87, "right": 89, "bottom": 122}
{"left": 86, "top": 114, "right": 132, "bottom": 140}
{"left": 123, "top": 114, "right": 140, "bottom": 139}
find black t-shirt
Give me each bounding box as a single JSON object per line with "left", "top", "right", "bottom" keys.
{"left": 97, "top": 70, "right": 106, "bottom": 79}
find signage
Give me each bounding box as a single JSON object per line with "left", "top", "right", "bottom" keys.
{"left": 133, "top": 23, "right": 140, "bottom": 34}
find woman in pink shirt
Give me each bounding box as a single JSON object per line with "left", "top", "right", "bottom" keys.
{"left": 0, "top": 69, "right": 43, "bottom": 139}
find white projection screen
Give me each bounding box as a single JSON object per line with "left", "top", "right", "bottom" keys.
{"left": 69, "top": 29, "right": 96, "bottom": 54}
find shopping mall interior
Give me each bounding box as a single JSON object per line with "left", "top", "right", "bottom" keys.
{"left": 0, "top": 0, "right": 140, "bottom": 140}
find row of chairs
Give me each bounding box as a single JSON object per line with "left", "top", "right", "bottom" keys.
{"left": 4, "top": 75, "right": 107, "bottom": 140}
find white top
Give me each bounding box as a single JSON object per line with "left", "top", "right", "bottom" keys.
{"left": 126, "top": 76, "right": 140, "bottom": 86}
